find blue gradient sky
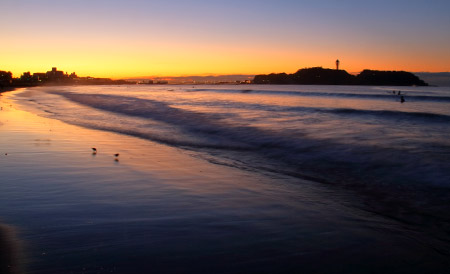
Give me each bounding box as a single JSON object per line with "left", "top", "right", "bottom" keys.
{"left": 1, "top": 0, "right": 449, "bottom": 77}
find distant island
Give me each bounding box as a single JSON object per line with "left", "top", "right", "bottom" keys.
{"left": 253, "top": 67, "right": 429, "bottom": 86}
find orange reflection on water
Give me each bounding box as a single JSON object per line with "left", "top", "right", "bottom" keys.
{"left": 1, "top": 90, "right": 289, "bottom": 199}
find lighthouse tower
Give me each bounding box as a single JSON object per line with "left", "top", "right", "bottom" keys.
{"left": 336, "top": 59, "right": 340, "bottom": 70}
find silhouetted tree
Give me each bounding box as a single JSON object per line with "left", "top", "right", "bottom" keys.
{"left": 0, "top": 70, "right": 13, "bottom": 88}
{"left": 254, "top": 73, "right": 291, "bottom": 84}
{"left": 291, "top": 67, "right": 355, "bottom": 85}
{"left": 356, "top": 70, "right": 428, "bottom": 86}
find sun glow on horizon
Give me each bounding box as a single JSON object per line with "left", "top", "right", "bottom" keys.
{"left": 2, "top": 1, "right": 449, "bottom": 79}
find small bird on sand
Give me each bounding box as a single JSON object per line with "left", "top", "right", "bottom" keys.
{"left": 114, "top": 153, "right": 120, "bottom": 162}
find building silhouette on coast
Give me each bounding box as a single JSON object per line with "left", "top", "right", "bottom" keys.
{"left": 27, "top": 67, "right": 77, "bottom": 82}
{"left": 0, "top": 67, "right": 132, "bottom": 88}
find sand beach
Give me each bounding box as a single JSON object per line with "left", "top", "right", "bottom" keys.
{"left": 1, "top": 87, "right": 449, "bottom": 273}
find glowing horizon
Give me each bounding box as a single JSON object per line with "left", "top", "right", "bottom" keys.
{"left": 2, "top": 0, "right": 450, "bottom": 79}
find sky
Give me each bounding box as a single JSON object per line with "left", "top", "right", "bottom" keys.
{"left": 1, "top": 0, "right": 450, "bottom": 78}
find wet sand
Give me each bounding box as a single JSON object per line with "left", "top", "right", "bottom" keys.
{"left": 1, "top": 89, "right": 449, "bottom": 273}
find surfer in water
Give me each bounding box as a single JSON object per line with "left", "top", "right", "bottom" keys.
{"left": 400, "top": 96, "right": 405, "bottom": 103}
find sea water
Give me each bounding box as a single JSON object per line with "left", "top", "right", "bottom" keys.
{"left": 2, "top": 84, "right": 450, "bottom": 273}
{"left": 17, "top": 85, "right": 450, "bottom": 188}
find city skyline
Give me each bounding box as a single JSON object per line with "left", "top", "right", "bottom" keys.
{"left": 2, "top": 0, "right": 450, "bottom": 78}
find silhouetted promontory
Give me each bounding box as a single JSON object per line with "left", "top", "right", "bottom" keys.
{"left": 253, "top": 67, "right": 428, "bottom": 86}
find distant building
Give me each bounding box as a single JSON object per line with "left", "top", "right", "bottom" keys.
{"left": 4, "top": 67, "right": 134, "bottom": 87}
{"left": 46, "top": 67, "right": 65, "bottom": 80}
{"left": 155, "top": 80, "right": 168, "bottom": 84}
{"left": 138, "top": 80, "right": 153, "bottom": 84}
{"left": 336, "top": 59, "right": 340, "bottom": 70}
{"left": 21, "top": 72, "right": 32, "bottom": 80}
{"left": 32, "top": 72, "right": 47, "bottom": 81}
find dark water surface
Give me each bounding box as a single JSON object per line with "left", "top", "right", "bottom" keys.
{"left": 1, "top": 85, "right": 449, "bottom": 273}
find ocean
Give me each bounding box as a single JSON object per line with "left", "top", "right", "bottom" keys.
{"left": 2, "top": 84, "right": 450, "bottom": 273}
{"left": 18, "top": 85, "right": 450, "bottom": 188}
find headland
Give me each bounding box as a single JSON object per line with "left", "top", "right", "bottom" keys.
{"left": 253, "top": 67, "right": 429, "bottom": 86}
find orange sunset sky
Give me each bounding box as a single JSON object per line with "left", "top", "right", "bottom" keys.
{"left": 1, "top": 0, "right": 450, "bottom": 79}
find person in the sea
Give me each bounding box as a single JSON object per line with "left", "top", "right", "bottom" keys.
{"left": 400, "top": 96, "right": 405, "bottom": 103}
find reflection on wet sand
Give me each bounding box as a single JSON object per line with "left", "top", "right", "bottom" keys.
{"left": 0, "top": 223, "right": 24, "bottom": 274}
{"left": 2, "top": 87, "right": 450, "bottom": 273}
